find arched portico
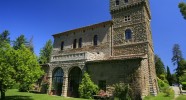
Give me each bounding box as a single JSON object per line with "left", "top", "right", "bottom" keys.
{"left": 52, "top": 67, "right": 64, "bottom": 96}
{"left": 67, "top": 67, "right": 82, "bottom": 98}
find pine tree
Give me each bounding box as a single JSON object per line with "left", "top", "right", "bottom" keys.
{"left": 0, "top": 30, "right": 10, "bottom": 46}
{"left": 179, "top": 2, "right": 186, "bottom": 20}
{"left": 38, "top": 39, "right": 53, "bottom": 64}
{"left": 172, "top": 44, "right": 184, "bottom": 83}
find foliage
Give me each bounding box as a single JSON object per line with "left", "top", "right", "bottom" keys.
{"left": 155, "top": 55, "right": 166, "bottom": 77}
{"left": 163, "top": 87, "right": 174, "bottom": 97}
{"left": 13, "top": 35, "right": 27, "bottom": 50}
{"left": 166, "top": 66, "right": 172, "bottom": 86}
{"left": 180, "top": 73, "right": 186, "bottom": 82}
{"left": 172, "top": 44, "right": 184, "bottom": 82}
{"left": 113, "top": 83, "right": 133, "bottom": 100}
{"left": 79, "top": 72, "right": 99, "bottom": 99}
{"left": 38, "top": 39, "right": 53, "bottom": 64}
{"left": 13, "top": 35, "right": 34, "bottom": 52}
{"left": 13, "top": 45, "right": 44, "bottom": 92}
{"left": 181, "top": 82, "right": 186, "bottom": 90}
{"left": 157, "top": 78, "right": 169, "bottom": 92}
{"left": 5, "top": 89, "right": 88, "bottom": 100}
{"left": 179, "top": 2, "right": 186, "bottom": 20}
{"left": 0, "top": 43, "right": 16, "bottom": 99}
{"left": 0, "top": 30, "right": 10, "bottom": 46}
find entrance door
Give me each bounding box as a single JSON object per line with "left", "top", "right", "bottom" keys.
{"left": 68, "top": 67, "right": 82, "bottom": 98}
{"left": 52, "top": 67, "right": 64, "bottom": 96}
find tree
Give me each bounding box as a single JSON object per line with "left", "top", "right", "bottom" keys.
{"left": 0, "top": 43, "right": 15, "bottom": 100}
{"left": 179, "top": 2, "right": 186, "bottom": 20}
{"left": 79, "top": 72, "right": 99, "bottom": 99}
{"left": 155, "top": 55, "right": 166, "bottom": 77}
{"left": 172, "top": 44, "right": 184, "bottom": 82}
{"left": 13, "top": 45, "right": 44, "bottom": 92}
{"left": 13, "top": 35, "right": 27, "bottom": 50}
{"left": 166, "top": 66, "right": 172, "bottom": 86}
{"left": 0, "top": 30, "right": 10, "bottom": 46}
{"left": 38, "top": 39, "right": 53, "bottom": 64}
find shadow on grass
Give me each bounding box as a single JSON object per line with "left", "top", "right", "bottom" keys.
{"left": 4, "top": 95, "right": 33, "bottom": 100}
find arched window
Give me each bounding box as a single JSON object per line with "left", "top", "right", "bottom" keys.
{"left": 116, "top": 0, "right": 119, "bottom": 5}
{"left": 125, "top": 29, "right": 132, "bottom": 40}
{"left": 93, "top": 35, "right": 98, "bottom": 46}
{"left": 124, "top": 0, "right": 128, "bottom": 3}
{"left": 61, "top": 41, "right": 64, "bottom": 50}
{"left": 73, "top": 39, "right": 77, "bottom": 49}
{"left": 78, "top": 38, "right": 82, "bottom": 48}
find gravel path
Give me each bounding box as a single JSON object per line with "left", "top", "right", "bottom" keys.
{"left": 172, "top": 86, "right": 181, "bottom": 99}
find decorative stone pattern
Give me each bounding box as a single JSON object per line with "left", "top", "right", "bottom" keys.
{"left": 40, "top": 0, "right": 158, "bottom": 99}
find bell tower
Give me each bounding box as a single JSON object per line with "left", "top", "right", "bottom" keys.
{"left": 110, "top": 0, "right": 158, "bottom": 96}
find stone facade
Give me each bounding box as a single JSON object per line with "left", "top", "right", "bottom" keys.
{"left": 42, "top": 0, "right": 158, "bottom": 99}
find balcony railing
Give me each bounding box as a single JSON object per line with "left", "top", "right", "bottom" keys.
{"left": 51, "top": 52, "right": 104, "bottom": 62}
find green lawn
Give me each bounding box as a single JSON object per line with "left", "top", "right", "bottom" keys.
{"left": 176, "top": 95, "right": 186, "bottom": 100}
{"left": 2, "top": 89, "right": 88, "bottom": 100}
{"left": 144, "top": 92, "right": 174, "bottom": 100}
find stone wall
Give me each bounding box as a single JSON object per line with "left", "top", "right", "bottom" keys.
{"left": 52, "top": 22, "right": 112, "bottom": 59}
{"left": 86, "top": 59, "right": 148, "bottom": 98}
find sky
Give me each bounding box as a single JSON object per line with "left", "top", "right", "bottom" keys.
{"left": 0, "top": 0, "right": 186, "bottom": 73}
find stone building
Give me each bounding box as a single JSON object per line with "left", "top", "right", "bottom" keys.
{"left": 43, "top": 0, "right": 158, "bottom": 99}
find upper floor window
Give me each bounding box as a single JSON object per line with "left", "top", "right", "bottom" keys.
{"left": 61, "top": 41, "right": 64, "bottom": 50}
{"left": 124, "top": 15, "right": 131, "bottom": 22}
{"left": 73, "top": 39, "right": 77, "bottom": 49}
{"left": 93, "top": 35, "right": 98, "bottom": 46}
{"left": 124, "top": 0, "right": 128, "bottom": 3}
{"left": 116, "top": 0, "right": 119, "bottom": 5}
{"left": 78, "top": 38, "right": 82, "bottom": 48}
{"left": 125, "top": 29, "right": 132, "bottom": 40}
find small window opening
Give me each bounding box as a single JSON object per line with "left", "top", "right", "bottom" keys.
{"left": 61, "top": 41, "right": 64, "bottom": 50}
{"left": 78, "top": 38, "right": 82, "bottom": 48}
{"left": 93, "top": 35, "right": 98, "bottom": 46}
{"left": 116, "top": 0, "right": 119, "bottom": 5}
{"left": 73, "top": 39, "right": 77, "bottom": 49}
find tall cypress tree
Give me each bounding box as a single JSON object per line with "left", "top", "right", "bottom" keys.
{"left": 166, "top": 66, "right": 172, "bottom": 86}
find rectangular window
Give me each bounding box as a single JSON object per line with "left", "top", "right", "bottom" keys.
{"left": 116, "top": 0, "right": 119, "bottom": 5}
{"left": 61, "top": 41, "right": 64, "bottom": 50}
{"left": 98, "top": 80, "right": 106, "bottom": 91}
{"left": 73, "top": 39, "right": 77, "bottom": 49}
{"left": 78, "top": 38, "right": 82, "bottom": 48}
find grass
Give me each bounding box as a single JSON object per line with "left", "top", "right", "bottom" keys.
{"left": 1, "top": 89, "right": 88, "bottom": 100}
{"left": 144, "top": 92, "right": 174, "bottom": 100}
{"left": 176, "top": 95, "right": 186, "bottom": 100}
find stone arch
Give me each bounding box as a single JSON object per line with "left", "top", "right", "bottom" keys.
{"left": 52, "top": 67, "right": 64, "bottom": 96}
{"left": 67, "top": 66, "right": 82, "bottom": 98}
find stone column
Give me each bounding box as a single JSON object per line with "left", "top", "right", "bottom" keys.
{"left": 47, "top": 70, "right": 52, "bottom": 95}
{"left": 62, "top": 71, "right": 68, "bottom": 97}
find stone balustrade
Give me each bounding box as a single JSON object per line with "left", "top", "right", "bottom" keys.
{"left": 51, "top": 51, "right": 105, "bottom": 62}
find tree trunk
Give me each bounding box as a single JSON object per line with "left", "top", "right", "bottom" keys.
{"left": 0, "top": 89, "right": 5, "bottom": 100}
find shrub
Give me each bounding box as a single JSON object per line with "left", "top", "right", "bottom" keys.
{"left": 79, "top": 72, "right": 99, "bottom": 99}
{"left": 113, "top": 83, "right": 133, "bottom": 100}
{"left": 157, "top": 78, "right": 169, "bottom": 92}
{"left": 181, "top": 82, "right": 186, "bottom": 90}
{"left": 163, "top": 87, "right": 174, "bottom": 96}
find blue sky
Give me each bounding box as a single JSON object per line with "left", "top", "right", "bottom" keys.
{"left": 0, "top": 0, "right": 186, "bottom": 73}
